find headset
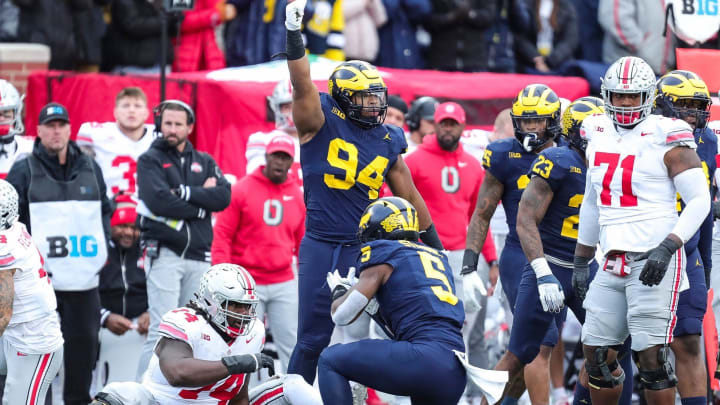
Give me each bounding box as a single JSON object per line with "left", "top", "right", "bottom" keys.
{"left": 153, "top": 99, "right": 196, "bottom": 131}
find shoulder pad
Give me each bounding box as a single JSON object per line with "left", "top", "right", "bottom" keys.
{"left": 653, "top": 116, "right": 696, "bottom": 148}
{"left": 158, "top": 307, "right": 204, "bottom": 345}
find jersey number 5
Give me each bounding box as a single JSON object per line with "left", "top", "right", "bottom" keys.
{"left": 418, "top": 251, "right": 458, "bottom": 305}
{"left": 324, "top": 138, "right": 390, "bottom": 199}
{"left": 594, "top": 152, "right": 637, "bottom": 207}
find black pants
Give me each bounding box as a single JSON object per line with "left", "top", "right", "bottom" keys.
{"left": 55, "top": 288, "right": 100, "bottom": 405}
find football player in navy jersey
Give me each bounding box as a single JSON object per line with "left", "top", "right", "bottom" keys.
{"left": 318, "top": 197, "right": 466, "bottom": 405}
{"left": 283, "top": 0, "right": 442, "bottom": 385}
{"left": 655, "top": 70, "right": 717, "bottom": 405}
{"left": 490, "top": 97, "right": 634, "bottom": 405}
{"left": 463, "top": 84, "right": 563, "bottom": 404}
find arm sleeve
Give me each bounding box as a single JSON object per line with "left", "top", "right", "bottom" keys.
{"left": 597, "top": 0, "right": 643, "bottom": 52}
{"left": 136, "top": 154, "right": 204, "bottom": 219}
{"left": 179, "top": 8, "right": 220, "bottom": 33}
{"left": 577, "top": 170, "right": 600, "bottom": 247}
{"left": 210, "top": 187, "right": 242, "bottom": 265}
{"left": 186, "top": 159, "right": 232, "bottom": 212}
{"left": 672, "top": 168, "right": 711, "bottom": 244}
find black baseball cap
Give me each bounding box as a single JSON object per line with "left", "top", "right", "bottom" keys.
{"left": 38, "top": 102, "right": 70, "bottom": 125}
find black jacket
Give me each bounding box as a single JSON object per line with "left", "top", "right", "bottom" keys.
{"left": 12, "top": 0, "right": 93, "bottom": 69}
{"left": 99, "top": 240, "right": 147, "bottom": 322}
{"left": 6, "top": 138, "right": 111, "bottom": 237}
{"left": 424, "top": 0, "right": 495, "bottom": 71}
{"left": 137, "top": 138, "right": 230, "bottom": 262}
{"left": 102, "top": 0, "right": 180, "bottom": 70}
{"left": 513, "top": 0, "right": 578, "bottom": 70}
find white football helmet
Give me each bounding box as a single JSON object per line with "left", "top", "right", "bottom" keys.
{"left": 268, "top": 80, "right": 295, "bottom": 131}
{"left": 196, "top": 263, "right": 258, "bottom": 338}
{"left": 0, "top": 180, "right": 18, "bottom": 230}
{"left": 601, "top": 56, "right": 656, "bottom": 128}
{"left": 0, "top": 80, "right": 24, "bottom": 140}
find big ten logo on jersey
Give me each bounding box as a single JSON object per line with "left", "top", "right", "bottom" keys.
{"left": 324, "top": 138, "right": 389, "bottom": 199}
{"left": 45, "top": 235, "right": 99, "bottom": 258}
{"left": 263, "top": 199, "right": 284, "bottom": 226}
{"left": 681, "top": 0, "right": 718, "bottom": 15}
{"left": 441, "top": 166, "right": 460, "bottom": 193}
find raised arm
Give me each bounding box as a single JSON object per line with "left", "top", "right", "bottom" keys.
{"left": 285, "top": 0, "right": 325, "bottom": 143}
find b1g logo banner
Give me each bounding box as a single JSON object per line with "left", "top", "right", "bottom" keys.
{"left": 667, "top": 0, "right": 720, "bottom": 45}
{"left": 45, "top": 235, "right": 100, "bottom": 258}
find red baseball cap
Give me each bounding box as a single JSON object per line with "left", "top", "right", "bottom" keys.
{"left": 434, "top": 102, "right": 466, "bottom": 125}
{"left": 266, "top": 134, "right": 295, "bottom": 158}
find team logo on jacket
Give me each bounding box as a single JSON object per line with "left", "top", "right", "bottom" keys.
{"left": 191, "top": 162, "right": 202, "bottom": 173}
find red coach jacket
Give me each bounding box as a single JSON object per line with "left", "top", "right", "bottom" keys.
{"left": 405, "top": 135, "right": 497, "bottom": 260}
{"left": 211, "top": 167, "right": 305, "bottom": 284}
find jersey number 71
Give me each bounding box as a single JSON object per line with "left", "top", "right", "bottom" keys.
{"left": 594, "top": 152, "right": 638, "bottom": 207}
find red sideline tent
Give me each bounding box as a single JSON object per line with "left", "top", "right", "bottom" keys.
{"left": 26, "top": 58, "right": 589, "bottom": 178}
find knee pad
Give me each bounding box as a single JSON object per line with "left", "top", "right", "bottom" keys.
{"left": 585, "top": 346, "right": 625, "bottom": 389}
{"left": 91, "top": 392, "right": 125, "bottom": 405}
{"left": 249, "top": 374, "right": 323, "bottom": 405}
{"left": 636, "top": 346, "right": 678, "bottom": 391}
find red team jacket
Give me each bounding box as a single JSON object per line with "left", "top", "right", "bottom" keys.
{"left": 211, "top": 167, "right": 305, "bottom": 285}
{"left": 405, "top": 135, "right": 497, "bottom": 260}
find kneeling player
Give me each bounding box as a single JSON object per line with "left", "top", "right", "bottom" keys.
{"left": 318, "top": 197, "right": 467, "bottom": 404}
{"left": 92, "top": 263, "right": 321, "bottom": 405}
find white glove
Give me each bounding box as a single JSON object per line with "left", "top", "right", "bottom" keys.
{"left": 326, "top": 267, "right": 358, "bottom": 292}
{"left": 285, "top": 0, "right": 307, "bottom": 31}
{"left": 461, "top": 271, "right": 487, "bottom": 312}
{"left": 531, "top": 258, "right": 565, "bottom": 313}
{"left": 364, "top": 297, "right": 379, "bottom": 315}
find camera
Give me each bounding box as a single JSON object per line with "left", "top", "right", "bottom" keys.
{"left": 163, "top": 0, "right": 195, "bottom": 12}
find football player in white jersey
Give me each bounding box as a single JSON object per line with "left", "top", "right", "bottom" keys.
{"left": 0, "top": 179, "right": 64, "bottom": 405}
{"left": 572, "top": 56, "right": 710, "bottom": 405}
{"left": 246, "top": 80, "right": 301, "bottom": 185}
{"left": 77, "top": 87, "right": 155, "bottom": 197}
{"left": 0, "top": 80, "right": 33, "bottom": 179}
{"left": 91, "top": 263, "right": 322, "bottom": 405}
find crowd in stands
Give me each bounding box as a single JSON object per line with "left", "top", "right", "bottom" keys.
{"left": 2, "top": 0, "right": 719, "bottom": 81}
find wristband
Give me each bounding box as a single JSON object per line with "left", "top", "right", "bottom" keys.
{"left": 461, "top": 249, "right": 479, "bottom": 275}
{"left": 286, "top": 29, "right": 305, "bottom": 61}
{"left": 419, "top": 223, "right": 444, "bottom": 250}
{"left": 331, "top": 285, "right": 348, "bottom": 302}
{"left": 530, "top": 257, "right": 552, "bottom": 279}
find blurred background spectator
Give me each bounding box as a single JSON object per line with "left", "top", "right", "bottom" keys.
{"left": 424, "top": 0, "right": 495, "bottom": 71}
{"left": 598, "top": 0, "right": 675, "bottom": 75}
{"left": 212, "top": 134, "right": 305, "bottom": 373}
{"left": 172, "top": 0, "right": 232, "bottom": 72}
{"left": 0, "top": 0, "right": 19, "bottom": 42}
{"left": 375, "top": 0, "right": 431, "bottom": 68}
{"left": 570, "top": 0, "right": 603, "bottom": 62}
{"left": 225, "top": 0, "right": 288, "bottom": 66}
{"left": 343, "top": 0, "right": 387, "bottom": 62}
{"left": 96, "top": 194, "right": 148, "bottom": 386}
{"left": 12, "top": 0, "right": 92, "bottom": 70}
{"left": 102, "top": 0, "right": 180, "bottom": 74}
{"left": 513, "top": 0, "right": 578, "bottom": 75}
{"left": 73, "top": 0, "right": 110, "bottom": 72}
{"left": 484, "top": 0, "right": 520, "bottom": 73}
{"left": 385, "top": 95, "right": 408, "bottom": 128}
